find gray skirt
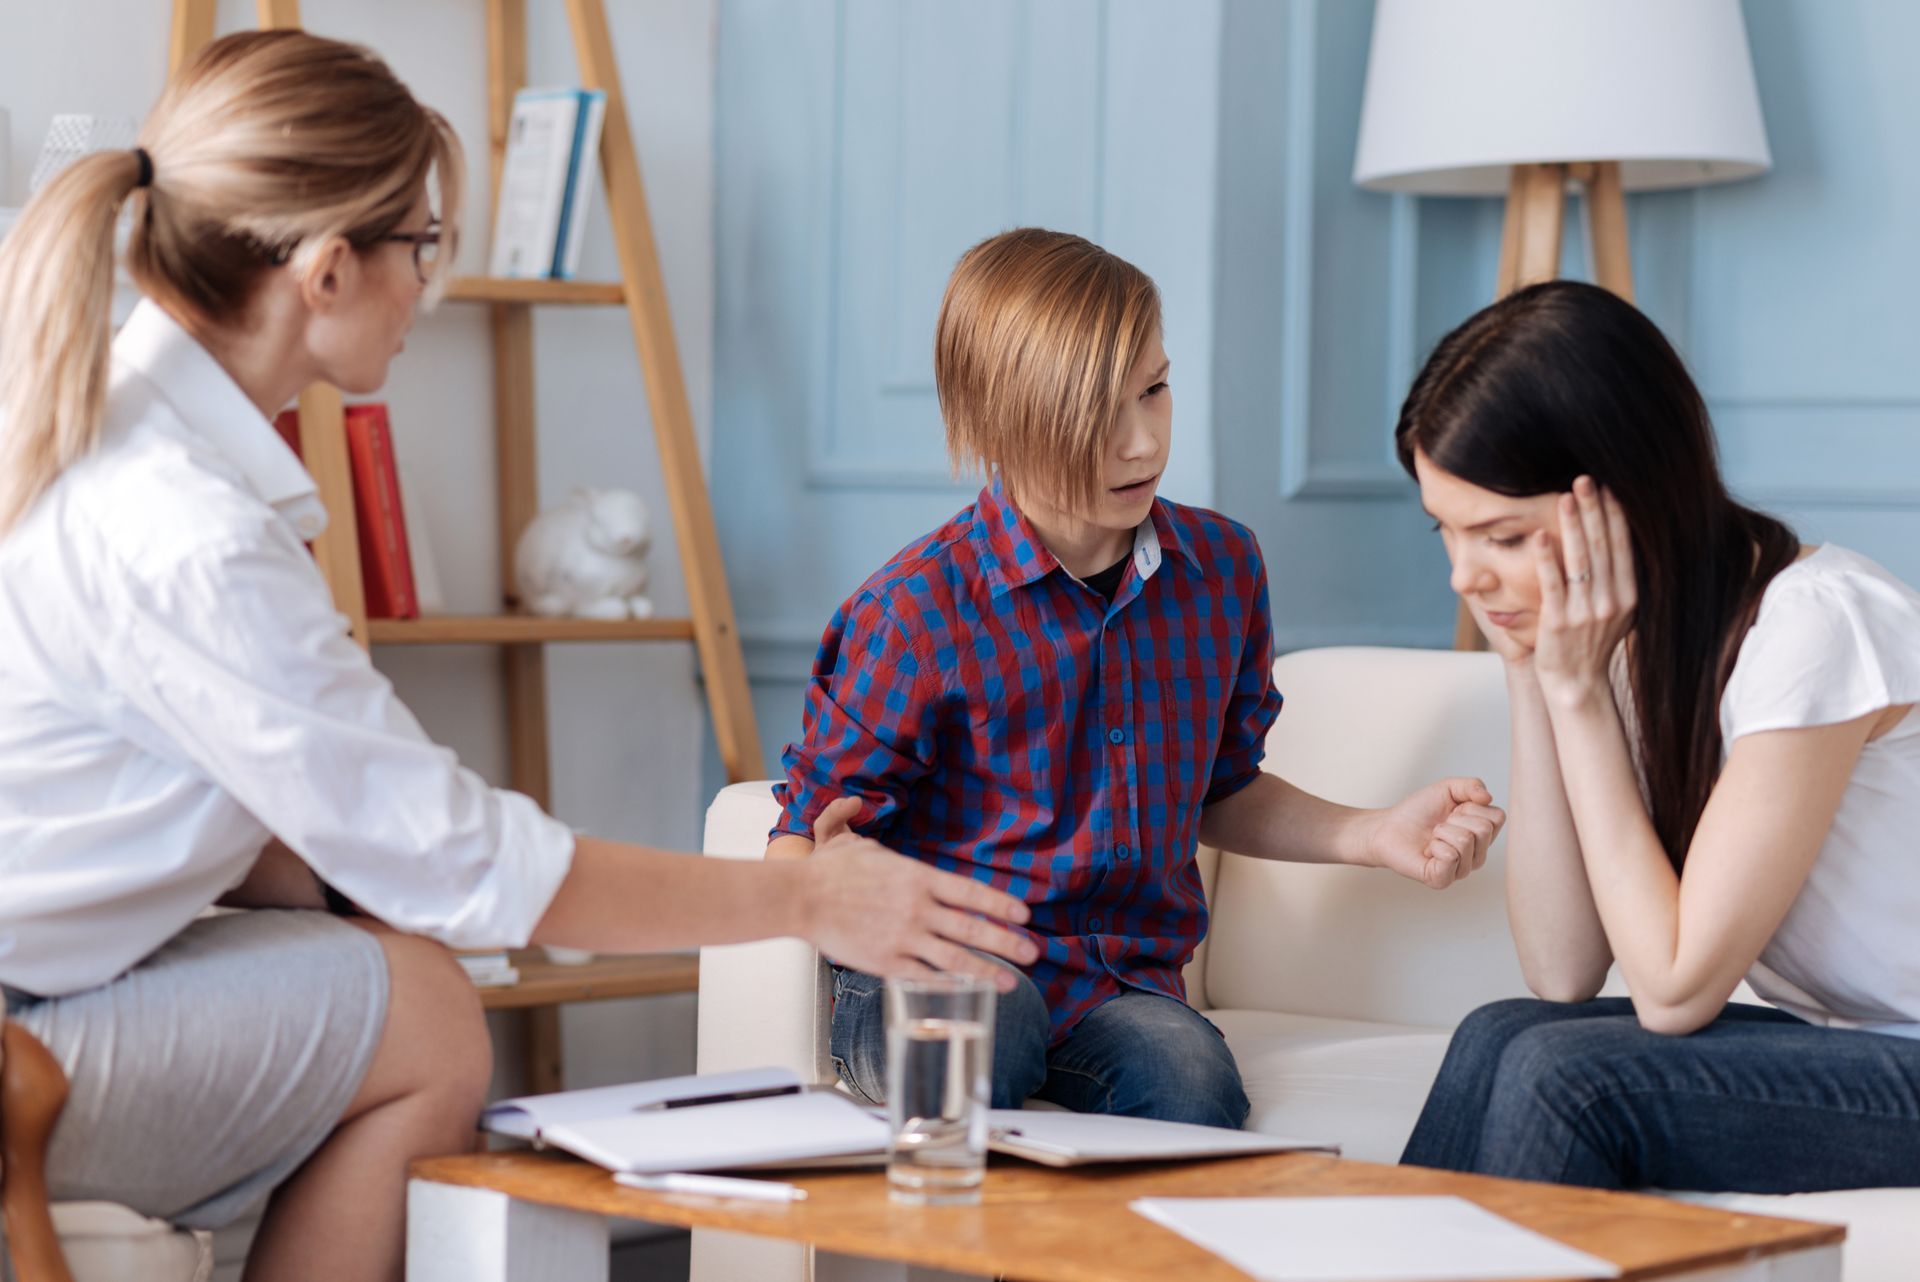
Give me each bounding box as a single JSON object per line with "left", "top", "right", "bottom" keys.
{"left": 3, "top": 909, "right": 388, "bottom": 1230}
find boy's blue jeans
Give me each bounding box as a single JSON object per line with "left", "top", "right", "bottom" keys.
{"left": 829, "top": 961, "right": 1249, "bottom": 1129}
{"left": 1402, "top": 997, "right": 1920, "bottom": 1191}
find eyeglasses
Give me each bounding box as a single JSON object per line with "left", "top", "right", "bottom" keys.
{"left": 378, "top": 228, "right": 444, "bottom": 284}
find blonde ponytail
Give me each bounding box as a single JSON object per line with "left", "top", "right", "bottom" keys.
{"left": 0, "top": 29, "right": 463, "bottom": 538}
{"left": 0, "top": 150, "right": 145, "bottom": 535}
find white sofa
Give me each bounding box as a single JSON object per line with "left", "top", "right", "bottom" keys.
{"left": 695, "top": 646, "right": 1916, "bottom": 1282}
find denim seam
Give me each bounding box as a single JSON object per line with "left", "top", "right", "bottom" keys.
{"left": 1553, "top": 1084, "right": 1920, "bottom": 1185}
{"left": 1042, "top": 1061, "right": 1114, "bottom": 1113}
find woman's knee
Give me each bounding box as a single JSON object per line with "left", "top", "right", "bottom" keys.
{"left": 1439, "top": 997, "right": 1612, "bottom": 1076}
{"left": 1488, "top": 1015, "right": 1644, "bottom": 1114}
{"left": 354, "top": 927, "right": 493, "bottom": 1116}
{"left": 1454, "top": 997, "right": 1575, "bottom": 1047}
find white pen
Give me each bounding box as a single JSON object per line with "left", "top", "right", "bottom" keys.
{"left": 613, "top": 1171, "right": 807, "bottom": 1203}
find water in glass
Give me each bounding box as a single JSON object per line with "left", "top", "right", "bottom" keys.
{"left": 886, "top": 997, "right": 992, "bottom": 1204}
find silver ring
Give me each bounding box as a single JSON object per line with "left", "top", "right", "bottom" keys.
{"left": 1571, "top": 572, "right": 1592, "bottom": 584}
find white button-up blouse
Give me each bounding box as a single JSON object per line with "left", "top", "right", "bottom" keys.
{"left": 0, "top": 300, "right": 575, "bottom": 996}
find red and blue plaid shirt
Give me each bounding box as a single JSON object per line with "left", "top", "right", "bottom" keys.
{"left": 773, "top": 479, "right": 1283, "bottom": 1042}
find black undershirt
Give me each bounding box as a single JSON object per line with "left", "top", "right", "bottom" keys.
{"left": 1082, "top": 552, "right": 1131, "bottom": 602}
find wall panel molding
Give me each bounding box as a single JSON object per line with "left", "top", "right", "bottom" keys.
{"left": 1277, "top": 0, "right": 1414, "bottom": 501}
{"left": 805, "top": 0, "right": 1110, "bottom": 491}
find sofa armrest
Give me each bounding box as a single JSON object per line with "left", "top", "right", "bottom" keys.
{"left": 694, "top": 782, "right": 835, "bottom": 1084}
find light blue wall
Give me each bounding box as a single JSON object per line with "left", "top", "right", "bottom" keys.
{"left": 713, "top": 0, "right": 1920, "bottom": 780}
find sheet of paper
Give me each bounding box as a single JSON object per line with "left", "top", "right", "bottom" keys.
{"left": 1130, "top": 1196, "right": 1621, "bottom": 1281}
{"left": 986, "top": 1110, "right": 1334, "bottom": 1165}
{"left": 481, "top": 1067, "right": 801, "bottom": 1139}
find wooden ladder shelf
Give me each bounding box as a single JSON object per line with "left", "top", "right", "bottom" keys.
{"left": 170, "top": 0, "right": 763, "bottom": 1091}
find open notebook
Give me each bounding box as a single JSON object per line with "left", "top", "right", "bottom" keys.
{"left": 482, "top": 1068, "right": 1335, "bottom": 1176}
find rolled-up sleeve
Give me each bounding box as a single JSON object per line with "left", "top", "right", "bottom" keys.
{"left": 101, "top": 526, "right": 574, "bottom": 949}
{"left": 772, "top": 596, "right": 935, "bottom": 844}
{"left": 1205, "top": 542, "right": 1284, "bottom": 805}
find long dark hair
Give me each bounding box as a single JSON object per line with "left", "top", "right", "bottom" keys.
{"left": 1395, "top": 281, "right": 1798, "bottom": 871}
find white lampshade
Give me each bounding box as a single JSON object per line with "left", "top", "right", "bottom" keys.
{"left": 1353, "top": 0, "right": 1770, "bottom": 195}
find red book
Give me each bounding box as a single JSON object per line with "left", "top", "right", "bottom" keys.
{"left": 273, "top": 403, "right": 419, "bottom": 617}
{"left": 342, "top": 404, "right": 419, "bottom": 620}
{"left": 272, "top": 407, "right": 304, "bottom": 458}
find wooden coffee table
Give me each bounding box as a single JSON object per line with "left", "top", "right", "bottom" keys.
{"left": 405, "top": 1148, "right": 1840, "bottom": 1282}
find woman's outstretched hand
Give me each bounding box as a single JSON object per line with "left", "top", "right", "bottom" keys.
{"left": 1533, "top": 476, "right": 1636, "bottom": 709}
{"left": 798, "top": 833, "right": 1039, "bottom": 990}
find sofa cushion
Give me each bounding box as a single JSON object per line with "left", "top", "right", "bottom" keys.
{"left": 1207, "top": 1008, "right": 1452, "bottom": 1165}
{"left": 1206, "top": 648, "right": 1532, "bottom": 1029}
{"left": 2, "top": 1204, "right": 211, "bottom": 1282}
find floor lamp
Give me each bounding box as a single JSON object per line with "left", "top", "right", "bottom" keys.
{"left": 1352, "top": 0, "right": 1772, "bottom": 649}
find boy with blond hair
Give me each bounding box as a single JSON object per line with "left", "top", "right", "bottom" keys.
{"left": 770, "top": 228, "right": 1504, "bottom": 1125}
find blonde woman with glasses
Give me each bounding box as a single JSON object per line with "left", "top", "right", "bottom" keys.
{"left": 0, "top": 31, "right": 1033, "bottom": 1281}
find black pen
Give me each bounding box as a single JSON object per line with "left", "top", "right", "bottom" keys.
{"left": 634, "top": 1084, "right": 805, "bottom": 1112}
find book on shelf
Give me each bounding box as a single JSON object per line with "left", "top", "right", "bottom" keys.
{"left": 488, "top": 87, "right": 607, "bottom": 280}
{"left": 394, "top": 455, "right": 446, "bottom": 615}
{"left": 272, "top": 402, "right": 427, "bottom": 620}
{"left": 342, "top": 404, "right": 418, "bottom": 620}
{"left": 456, "top": 950, "right": 520, "bottom": 989}
{"left": 552, "top": 90, "right": 606, "bottom": 279}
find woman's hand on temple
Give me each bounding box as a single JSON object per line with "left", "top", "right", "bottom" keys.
{"left": 797, "top": 833, "right": 1039, "bottom": 990}
{"left": 1533, "top": 477, "right": 1636, "bottom": 709}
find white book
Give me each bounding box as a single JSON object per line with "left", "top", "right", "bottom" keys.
{"left": 483, "top": 1069, "right": 887, "bottom": 1175}
{"left": 394, "top": 457, "right": 445, "bottom": 614}
{"left": 986, "top": 1110, "right": 1334, "bottom": 1167}
{"left": 488, "top": 88, "right": 583, "bottom": 279}
{"left": 463, "top": 965, "right": 519, "bottom": 989}
{"left": 553, "top": 90, "right": 606, "bottom": 279}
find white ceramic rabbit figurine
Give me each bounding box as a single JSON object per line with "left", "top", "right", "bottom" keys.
{"left": 515, "top": 488, "right": 654, "bottom": 619}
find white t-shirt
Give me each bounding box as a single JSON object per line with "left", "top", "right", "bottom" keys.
{"left": 0, "top": 300, "right": 576, "bottom": 996}
{"left": 1721, "top": 545, "right": 1920, "bottom": 1035}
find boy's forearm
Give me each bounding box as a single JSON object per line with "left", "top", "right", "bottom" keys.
{"left": 766, "top": 834, "right": 815, "bottom": 861}
{"left": 1197, "top": 772, "right": 1372, "bottom": 866}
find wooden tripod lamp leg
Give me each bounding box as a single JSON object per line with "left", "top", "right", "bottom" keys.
{"left": 1586, "top": 161, "right": 1635, "bottom": 302}
{"left": 1454, "top": 163, "right": 1571, "bottom": 651}
{"left": 1449, "top": 161, "right": 1633, "bottom": 650}
{"left": 1, "top": 1020, "right": 78, "bottom": 1282}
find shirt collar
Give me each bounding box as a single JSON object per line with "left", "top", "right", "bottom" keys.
{"left": 113, "top": 298, "right": 327, "bottom": 537}
{"left": 972, "top": 475, "right": 1060, "bottom": 596}
{"left": 971, "top": 473, "right": 1200, "bottom": 598}
{"left": 1146, "top": 493, "right": 1200, "bottom": 575}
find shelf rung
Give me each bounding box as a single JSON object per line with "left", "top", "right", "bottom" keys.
{"left": 443, "top": 277, "right": 627, "bottom": 305}
{"left": 475, "top": 953, "right": 700, "bottom": 1010}
{"left": 369, "top": 615, "right": 698, "bottom": 645}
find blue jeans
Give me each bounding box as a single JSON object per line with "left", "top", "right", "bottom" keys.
{"left": 830, "top": 964, "right": 1249, "bottom": 1128}
{"left": 1402, "top": 997, "right": 1920, "bottom": 1192}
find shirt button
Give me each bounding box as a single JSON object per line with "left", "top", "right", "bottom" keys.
{"left": 297, "top": 515, "right": 322, "bottom": 538}
{"left": 1089, "top": 917, "right": 1103, "bottom": 933}
{"left": 1108, "top": 728, "right": 1125, "bottom": 745}
{"left": 1116, "top": 843, "right": 1130, "bottom": 860}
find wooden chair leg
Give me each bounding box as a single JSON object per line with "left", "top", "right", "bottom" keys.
{"left": 1, "top": 1020, "right": 77, "bottom": 1282}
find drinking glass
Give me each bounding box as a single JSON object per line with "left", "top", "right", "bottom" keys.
{"left": 884, "top": 973, "right": 995, "bottom": 1205}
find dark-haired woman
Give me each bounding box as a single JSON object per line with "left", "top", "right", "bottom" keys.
{"left": 1396, "top": 280, "right": 1920, "bottom": 1193}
